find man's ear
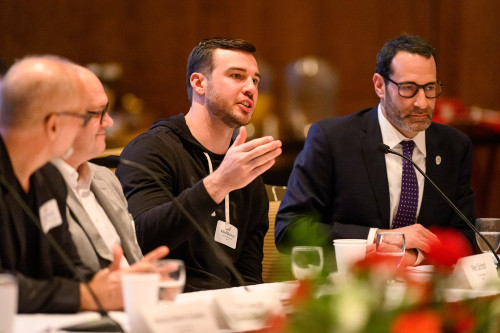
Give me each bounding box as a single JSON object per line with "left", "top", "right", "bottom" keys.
{"left": 43, "top": 113, "right": 59, "bottom": 142}
{"left": 373, "top": 73, "right": 386, "bottom": 99}
{"left": 190, "top": 72, "right": 207, "bottom": 97}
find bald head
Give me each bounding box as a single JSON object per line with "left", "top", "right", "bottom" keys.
{"left": 75, "top": 66, "right": 107, "bottom": 107}
{"left": 0, "top": 55, "right": 83, "bottom": 130}
{"left": 62, "top": 65, "right": 112, "bottom": 167}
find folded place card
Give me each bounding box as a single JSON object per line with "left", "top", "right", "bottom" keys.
{"left": 141, "top": 300, "right": 218, "bottom": 333}
{"left": 450, "top": 253, "right": 500, "bottom": 290}
{"left": 213, "top": 289, "right": 283, "bottom": 332}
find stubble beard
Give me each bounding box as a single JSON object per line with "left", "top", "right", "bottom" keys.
{"left": 206, "top": 89, "right": 251, "bottom": 129}
{"left": 384, "top": 92, "right": 433, "bottom": 134}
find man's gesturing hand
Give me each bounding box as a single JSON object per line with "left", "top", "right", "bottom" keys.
{"left": 203, "top": 126, "right": 282, "bottom": 203}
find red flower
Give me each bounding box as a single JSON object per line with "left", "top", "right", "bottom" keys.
{"left": 425, "top": 227, "right": 472, "bottom": 270}
{"left": 443, "top": 302, "right": 476, "bottom": 333}
{"left": 289, "top": 279, "right": 312, "bottom": 307}
{"left": 391, "top": 310, "right": 442, "bottom": 333}
{"left": 258, "top": 312, "right": 288, "bottom": 333}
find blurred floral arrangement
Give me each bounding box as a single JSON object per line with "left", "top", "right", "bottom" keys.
{"left": 262, "top": 228, "right": 500, "bottom": 333}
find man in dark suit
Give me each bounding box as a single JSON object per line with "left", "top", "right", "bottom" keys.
{"left": 275, "top": 34, "right": 475, "bottom": 266}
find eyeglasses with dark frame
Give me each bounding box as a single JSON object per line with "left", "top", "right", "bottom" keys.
{"left": 383, "top": 76, "right": 444, "bottom": 99}
{"left": 86, "top": 102, "right": 109, "bottom": 125}
{"left": 45, "top": 103, "right": 109, "bottom": 127}
{"left": 46, "top": 111, "right": 93, "bottom": 127}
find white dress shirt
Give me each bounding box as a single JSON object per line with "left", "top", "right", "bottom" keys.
{"left": 52, "top": 159, "right": 129, "bottom": 267}
{"left": 366, "top": 105, "right": 427, "bottom": 254}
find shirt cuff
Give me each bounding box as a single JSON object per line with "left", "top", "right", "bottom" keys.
{"left": 413, "top": 249, "right": 425, "bottom": 266}
{"left": 367, "top": 228, "right": 378, "bottom": 244}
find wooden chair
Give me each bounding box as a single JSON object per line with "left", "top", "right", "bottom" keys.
{"left": 262, "top": 185, "right": 292, "bottom": 282}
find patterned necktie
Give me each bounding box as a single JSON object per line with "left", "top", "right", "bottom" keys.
{"left": 392, "top": 140, "right": 418, "bottom": 228}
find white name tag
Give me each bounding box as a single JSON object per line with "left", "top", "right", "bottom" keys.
{"left": 38, "top": 199, "right": 63, "bottom": 233}
{"left": 141, "top": 301, "right": 218, "bottom": 333}
{"left": 451, "top": 253, "right": 500, "bottom": 290}
{"left": 214, "top": 220, "right": 238, "bottom": 249}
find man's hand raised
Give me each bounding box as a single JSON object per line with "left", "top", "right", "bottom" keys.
{"left": 80, "top": 245, "right": 169, "bottom": 311}
{"left": 203, "top": 126, "right": 282, "bottom": 203}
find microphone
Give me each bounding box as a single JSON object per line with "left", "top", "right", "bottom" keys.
{"left": 107, "top": 155, "right": 250, "bottom": 290}
{"left": 378, "top": 143, "right": 500, "bottom": 266}
{"left": 0, "top": 175, "right": 124, "bottom": 332}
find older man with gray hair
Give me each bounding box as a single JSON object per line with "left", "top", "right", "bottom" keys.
{"left": 0, "top": 56, "right": 167, "bottom": 313}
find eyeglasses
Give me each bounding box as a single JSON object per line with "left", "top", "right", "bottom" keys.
{"left": 46, "top": 103, "right": 109, "bottom": 127}
{"left": 46, "top": 111, "right": 93, "bottom": 127}
{"left": 383, "top": 76, "right": 444, "bottom": 99}
{"left": 86, "top": 103, "right": 109, "bottom": 125}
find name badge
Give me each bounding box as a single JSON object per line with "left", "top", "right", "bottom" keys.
{"left": 214, "top": 220, "right": 238, "bottom": 249}
{"left": 39, "top": 199, "right": 63, "bottom": 233}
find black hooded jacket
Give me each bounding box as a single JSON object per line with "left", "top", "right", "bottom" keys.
{"left": 116, "top": 114, "right": 268, "bottom": 291}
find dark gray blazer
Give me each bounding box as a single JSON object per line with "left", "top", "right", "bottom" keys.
{"left": 275, "top": 107, "right": 476, "bottom": 252}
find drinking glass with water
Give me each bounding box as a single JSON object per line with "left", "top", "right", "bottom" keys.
{"left": 475, "top": 218, "right": 500, "bottom": 263}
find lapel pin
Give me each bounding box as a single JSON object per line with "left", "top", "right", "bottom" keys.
{"left": 435, "top": 156, "right": 441, "bottom": 165}
{"left": 211, "top": 212, "right": 216, "bottom": 217}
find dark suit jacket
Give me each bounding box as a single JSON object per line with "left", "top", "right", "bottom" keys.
{"left": 0, "top": 137, "right": 94, "bottom": 313}
{"left": 275, "top": 107, "right": 476, "bottom": 253}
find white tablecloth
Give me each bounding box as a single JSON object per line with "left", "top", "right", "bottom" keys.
{"left": 14, "top": 278, "right": 500, "bottom": 333}
{"left": 14, "top": 281, "right": 297, "bottom": 333}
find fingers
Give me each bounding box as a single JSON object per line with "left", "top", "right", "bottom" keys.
{"left": 231, "top": 126, "right": 247, "bottom": 148}
{"left": 395, "top": 224, "right": 438, "bottom": 252}
{"left": 400, "top": 250, "right": 418, "bottom": 267}
{"left": 109, "top": 244, "right": 124, "bottom": 271}
{"left": 142, "top": 245, "right": 169, "bottom": 262}
{"left": 247, "top": 159, "right": 276, "bottom": 180}
{"left": 366, "top": 243, "right": 376, "bottom": 254}
{"left": 232, "top": 139, "right": 282, "bottom": 173}
{"left": 237, "top": 135, "right": 280, "bottom": 153}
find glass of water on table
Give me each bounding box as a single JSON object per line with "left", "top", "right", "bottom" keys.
{"left": 291, "top": 246, "right": 324, "bottom": 280}
{"left": 154, "top": 259, "right": 186, "bottom": 302}
{"left": 475, "top": 218, "right": 500, "bottom": 263}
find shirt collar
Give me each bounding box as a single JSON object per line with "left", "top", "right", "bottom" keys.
{"left": 377, "top": 104, "right": 426, "bottom": 157}
{"left": 51, "top": 158, "right": 93, "bottom": 191}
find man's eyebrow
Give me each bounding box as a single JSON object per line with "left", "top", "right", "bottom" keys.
{"left": 227, "top": 67, "right": 261, "bottom": 78}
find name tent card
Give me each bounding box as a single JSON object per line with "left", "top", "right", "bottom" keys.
{"left": 451, "top": 253, "right": 500, "bottom": 290}
{"left": 213, "top": 289, "right": 283, "bottom": 332}
{"left": 141, "top": 301, "right": 218, "bottom": 333}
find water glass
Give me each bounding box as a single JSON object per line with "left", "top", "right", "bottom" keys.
{"left": 475, "top": 218, "right": 500, "bottom": 262}
{"left": 376, "top": 232, "right": 406, "bottom": 269}
{"left": 155, "top": 259, "right": 186, "bottom": 302}
{"left": 291, "top": 246, "right": 324, "bottom": 280}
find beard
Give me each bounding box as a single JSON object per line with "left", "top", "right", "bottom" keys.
{"left": 383, "top": 91, "right": 433, "bottom": 134}
{"left": 205, "top": 87, "right": 252, "bottom": 129}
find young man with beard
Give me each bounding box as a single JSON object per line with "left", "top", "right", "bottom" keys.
{"left": 275, "top": 34, "right": 476, "bottom": 267}
{"left": 116, "top": 38, "right": 282, "bottom": 291}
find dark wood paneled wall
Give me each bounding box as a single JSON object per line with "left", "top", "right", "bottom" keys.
{"left": 2, "top": 1, "right": 499, "bottom": 118}
{"left": 1, "top": 0, "right": 499, "bottom": 216}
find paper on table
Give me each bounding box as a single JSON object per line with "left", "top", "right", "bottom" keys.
{"left": 214, "top": 288, "right": 284, "bottom": 332}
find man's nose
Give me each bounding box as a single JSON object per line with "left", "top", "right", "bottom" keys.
{"left": 413, "top": 88, "right": 429, "bottom": 109}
